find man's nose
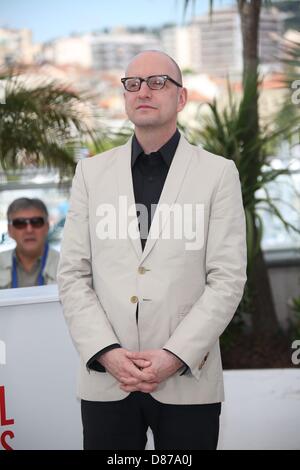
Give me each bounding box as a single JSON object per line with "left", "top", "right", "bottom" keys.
{"left": 138, "top": 81, "right": 152, "bottom": 98}
{"left": 25, "top": 223, "right": 34, "bottom": 233}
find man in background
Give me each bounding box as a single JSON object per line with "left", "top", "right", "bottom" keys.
{"left": 0, "top": 197, "right": 59, "bottom": 289}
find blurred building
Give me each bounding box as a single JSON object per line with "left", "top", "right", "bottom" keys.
{"left": 41, "top": 28, "right": 161, "bottom": 71}
{"left": 0, "top": 27, "right": 35, "bottom": 66}
{"left": 91, "top": 28, "right": 161, "bottom": 71}
{"left": 160, "top": 24, "right": 201, "bottom": 72}
{"left": 42, "top": 35, "right": 93, "bottom": 68}
{"left": 161, "top": 6, "right": 287, "bottom": 77}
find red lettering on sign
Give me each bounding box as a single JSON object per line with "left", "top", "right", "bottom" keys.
{"left": 0, "top": 386, "right": 14, "bottom": 426}
{"left": 1, "top": 430, "right": 14, "bottom": 450}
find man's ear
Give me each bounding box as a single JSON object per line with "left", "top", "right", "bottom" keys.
{"left": 177, "top": 87, "right": 188, "bottom": 112}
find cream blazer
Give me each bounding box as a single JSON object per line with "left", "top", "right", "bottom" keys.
{"left": 57, "top": 134, "right": 247, "bottom": 404}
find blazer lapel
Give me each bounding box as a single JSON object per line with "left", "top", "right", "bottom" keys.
{"left": 140, "top": 135, "right": 194, "bottom": 264}
{"left": 116, "top": 137, "right": 143, "bottom": 260}
{"left": 116, "top": 134, "right": 194, "bottom": 263}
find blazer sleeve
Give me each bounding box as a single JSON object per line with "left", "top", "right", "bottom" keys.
{"left": 57, "top": 160, "right": 120, "bottom": 368}
{"left": 163, "top": 160, "right": 247, "bottom": 380}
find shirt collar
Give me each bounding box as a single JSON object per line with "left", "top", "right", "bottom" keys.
{"left": 13, "top": 248, "right": 42, "bottom": 268}
{"left": 131, "top": 129, "right": 180, "bottom": 168}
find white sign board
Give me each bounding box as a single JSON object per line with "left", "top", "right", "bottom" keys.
{"left": 0, "top": 285, "right": 82, "bottom": 450}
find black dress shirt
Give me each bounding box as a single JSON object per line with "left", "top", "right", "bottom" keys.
{"left": 131, "top": 129, "right": 180, "bottom": 250}
{"left": 88, "top": 130, "right": 188, "bottom": 374}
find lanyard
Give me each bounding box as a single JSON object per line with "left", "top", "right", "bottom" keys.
{"left": 12, "top": 243, "right": 49, "bottom": 288}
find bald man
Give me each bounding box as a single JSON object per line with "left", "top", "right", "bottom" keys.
{"left": 58, "top": 51, "right": 247, "bottom": 450}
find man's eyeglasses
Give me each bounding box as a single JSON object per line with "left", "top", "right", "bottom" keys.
{"left": 8, "top": 217, "right": 46, "bottom": 230}
{"left": 121, "top": 75, "right": 183, "bottom": 92}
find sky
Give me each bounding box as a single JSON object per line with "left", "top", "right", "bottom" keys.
{"left": 1, "top": 0, "right": 234, "bottom": 43}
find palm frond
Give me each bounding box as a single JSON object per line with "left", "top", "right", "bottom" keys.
{"left": 0, "top": 71, "right": 101, "bottom": 175}
{"left": 179, "top": 74, "right": 299, "bottom": 268}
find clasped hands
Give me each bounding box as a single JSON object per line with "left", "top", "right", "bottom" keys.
{"left": 98, "top": 348, "right": 183, "bottom": 393}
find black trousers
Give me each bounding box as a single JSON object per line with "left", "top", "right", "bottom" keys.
{"left": 81, "top": 392, "right": 221, "bottom": 450}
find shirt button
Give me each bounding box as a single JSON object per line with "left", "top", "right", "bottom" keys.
{"left": 138, "top": 267, "right": 147, "bottom": 274}
{"left": 130, "top": 296, "right": 139, "bottom": 304}
{"left": 148, "top": 176, "right": 154, "bottom": 182}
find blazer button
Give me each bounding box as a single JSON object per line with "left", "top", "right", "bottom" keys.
{"left": 138, "top": 267, "right": 147, "bottom": 274}
{"left": 130, "top": 296, "right": 139, "bottom": 304}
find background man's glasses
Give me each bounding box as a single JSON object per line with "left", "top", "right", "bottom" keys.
{"left": 121, "top": 75, "right": 183, "bottom": 92}
{"left": 9, "top": 217, "right": 46, "bottom": 229}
